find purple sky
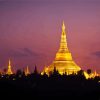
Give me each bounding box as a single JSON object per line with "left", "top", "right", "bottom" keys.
{"left": 0, "top": 0, "right": 100, "bottom": 73}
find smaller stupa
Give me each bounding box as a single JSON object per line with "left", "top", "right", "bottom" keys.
{"left": 6, "top": 59, "right": 13, "bottom": 75}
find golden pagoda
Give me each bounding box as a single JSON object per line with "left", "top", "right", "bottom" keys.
{"left": 24, "top": 66, "right": 30, "bottom": 76}
{"left": 42, "top": 21, "right": 81, "bottom": 75}
{"left": 6, "top": 59, "right": 13, "bottom": 75}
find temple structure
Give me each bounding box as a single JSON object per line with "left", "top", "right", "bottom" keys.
{"left": 6, "top": 59, "right": 13, "bottom": 75}
{"left": 42, "top": 22, "right": 81, "bottom": 75}
{"left": 24, "top": 66, "right": 30, "bottom": 76}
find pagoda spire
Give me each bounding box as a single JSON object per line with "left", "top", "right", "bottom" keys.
{"left": 24, "top": 66, "right": 30, "bottom": 76}
{"left": 6, "top": 59, "right": 13, "bottom": 75}
{"left": 59, "top": 21, "right": 69, "bottom": 53}
{"left": 9, "top": 59, "right": 11, "bottom": 67}
{"left": 62, "top": 21, "right": 65, "bottom": 33}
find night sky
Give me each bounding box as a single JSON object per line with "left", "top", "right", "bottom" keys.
{"left": 0, "top": 0, "right": 100, "bottom": 73}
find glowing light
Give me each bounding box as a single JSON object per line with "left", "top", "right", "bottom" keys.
{"left": 13, "top": 78, "right": 16, "bottom": 80}
{"left": 87, "top": 70, "right": 100, "bottom": 78}
{"left": 83, "top": 71, "right": 89, "bottom": 79}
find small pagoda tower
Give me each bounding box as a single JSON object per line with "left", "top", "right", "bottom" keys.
{"left": 6, "top": 59, "right": 13, "bottom": 75}
{"left": 24, "top": 66, "right": 30, "bottom": 76}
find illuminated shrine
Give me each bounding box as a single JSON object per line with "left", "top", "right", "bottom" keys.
{"left": 42, "top": 21, "right": 81, "bottom": 75}
{"left": 24, "top": 66, "right": 30, "bottom": 76}
{"left": 6, "top": 59, "right": 13, "bottom": 75}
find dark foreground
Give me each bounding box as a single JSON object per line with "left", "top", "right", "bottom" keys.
{"left": 0, "top": 72, "right": 100, "bottom": 100}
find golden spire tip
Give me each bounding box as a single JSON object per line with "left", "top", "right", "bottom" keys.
{"left": 62, "top": 21, "right": 65, "bottom": 31}
{"left": 9, "top": 59, "right": 11, "bottom": 65}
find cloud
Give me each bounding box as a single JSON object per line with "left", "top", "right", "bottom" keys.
{"left": 92, "top": 51, "right": 100, "bottom": 58}
{"left": 22, "top": 48, "right": 38, "bottom": 56}
{"left": 7, "top": 48, "right": 42, "bottom": 58}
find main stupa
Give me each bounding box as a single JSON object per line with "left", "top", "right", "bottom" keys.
{"left": 42, "top": 21, "right": 81, "bottom": 75}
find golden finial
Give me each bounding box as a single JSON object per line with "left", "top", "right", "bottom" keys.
{"left": 9, "top": 59, "right": 11, "bottom": 68}
{"left": 62, "top": 21, "right": 65, "bottom": 31}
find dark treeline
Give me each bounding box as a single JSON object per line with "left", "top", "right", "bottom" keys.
{"left": 0, "top": 69, "right": 100, "bottom": 100}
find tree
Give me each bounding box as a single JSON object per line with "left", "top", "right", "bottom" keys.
{"left": 77, "top": 70, "right": 84, "bottom": 76}
{"left": 16, "top": 69, "right": 23, "bottom": 78}
{"left": 52, "top": 67, "right": 59, "bottom": 76}
{"left": 34, "top": 65, "right": 38, "bottom": 74}
{"left": 87, "top": 69, "right": 92, "bottom": 75}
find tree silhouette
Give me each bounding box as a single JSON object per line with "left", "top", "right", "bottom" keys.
{"left": 16, "top": 69, "right": 23, "bottom": 78}
{"left": 87, "top": 69, "right": 92, "bottom": 75}
{"left": 34, "top": 65, "right": 38, "bottom": 75}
